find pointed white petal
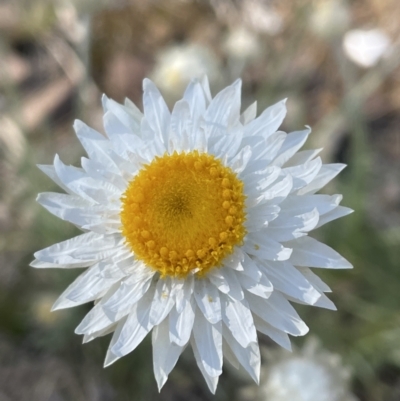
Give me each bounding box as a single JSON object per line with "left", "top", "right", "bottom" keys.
{"left": 111, "top": 285, "right": 155, "bottom": 357}
{"left": 244, "top": 99, "right": 287, "bottom": 138}
{"left": 169, "top": 99, "right": 191, "bottom": 153}
{"left": 284, "top": 157, "right": 322, "bottom": 192}
{"left": 221, "top": 267, "right": 244, "bottom": 301}
{"left": 283, "top": 148, "right": 322, "bottom": 167}
{"left": 191, "top": 337, "right": 220, "bottom": 393}
{"left": 175, "top": 275, "right": 193, "bottom": 313}
{"left": 265, "top": 208, "right": 320, "bottom": 242}
{"left": 222, "top": 326, "right": 260, "bottom": 383}
{"left": 221, "top": 296, "right": 257, "bottom": 348}
{"left": 279, "top": 194, "right": 343, "bottom": 217}
{"left": 297, "top": 164, "right": 346, "bottom": 195}
{"left": 253, "top": 315, "right": 292, "bottom": 351}
{"left": 194, "top": 279, "right": 221, "bottom": 324}
{"left": 297, "top": 267, "right": 332, "bottom": 293}
{"left": 246, "top": 291, "right": 309, "bottom": 336}
{"left": 102, "top": 271, "right": 154, "bottom": 318}
{"left": 169, "top": 298, "right": 195, "bottom": 346}
{"left": 245, "top": 234, "right": 292, "bottom": 261}
{"left": 149, "top": 278, "right": 175, "bottom": 326}
{"left": 152, "top": 318, "right": 184, "bottom": 391}
{"left": 240, "top": 101, "right": 257, "bottom": 125}
{"left": 288, "top": 236, "right": 353, "bottom": 269}
{"left": 272, "top": 127, "right": 311, "bottom": 167}
{"left": 315, "top": 206, "right": 353, "bottom": 228}
{"left": 142, "top": 78, "right": 170, "bottom": 145}
{"left": 193, "top": 311, "right": 223, "bottom": 378}
{"left": 262, "top": 261, "right": 320, "bottom": 305}
{"left": 104, "top": 316, "right": 128, "bottom": 367}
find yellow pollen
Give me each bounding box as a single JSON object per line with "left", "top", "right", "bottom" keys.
{"left": 120, "top": 151, "right": 247, "bottom": 278}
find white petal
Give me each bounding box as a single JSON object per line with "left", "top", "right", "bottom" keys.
{"left": 244, "top": 99, "right": 286, "bottom": 138}
{"left": 245, "top": 234, "right": 292, "bottom": 261}
{"left": 192, "top": 310, "right": 223, "bottom": 378}
{"left": 229, "top": 145, "right": 252, "bottom": 174}
{"left": 297, "top": 164, "right": 346, "bottom": 195}
{"left": 240, "top": 253, "right": 262, "bottom": 281}
{"left": 218, "top": 266, "right": 244, "bottom": 301}
{"left": 83, "top": 323, "right": 117, "bottom": 344}
{"left": 284, "top": 157, "right": 322, "bottom": 192}
{"left": 221, "top": 296, "right": 257, "bottom": 348}
{"left": 283, "top": 148, "right": 322, "bottom": 167}
{"left": 253, "top": 315, "right": 291, "bottom": 351}
{"left": 169, "top": 99, "right": 191, "bottom": 153}
{"left": 312, "top": 293, "right": 337, "bottom": 310}
{"left": 261, "top": 261, "right": 321, "bottom": 305}
{"left": 240, "top": 101, "right": 257, "bottom": 125}
{"left": 272, "top": 127, "right": 311, "bottom": 167}
{"left": 175, "top": 275, "right": 194, "bottom": 313}
{"left": 315, "top": 206, "right": 353, "bottom": 228}
{"left": 297, "top": 267, "right": 332, "bottom": 293}
{"left": 208, "top": 122, "right": 243, "bottom": 160}
{"left": 237, "top": 272, "right": 272, "bottom": 299}
{"left": 34, "top": 232, "right": 123, "bottom": 267}
{"left": 279, "top": 194, "right": 343, "bottom": 217}
{"left": 204, "top": 80, "right": 241, "bottom": 137}
{"left": 222, "top": 325, "right": 260, "bottom": 383}
{"left": 102, "top": 95, "right": 141, "bottom": 132}
{"left": 191, "top": 337, "right": 220, "bottom": 393}
{"left": 52, "top": 261, "right": 122, "bottom": 309}
{"left": 183, "top": 79, "right": 207, "bottom": 134}
{"left": 149, "top": 278, "right": 175, "bottom": 326}
{"left": 246, "top": 131, "right": 286, "bottom": 163}
{"left": 37, "top": 164, "right": 72, "bottom": 194}
{"left": 169, "top": 298, "right": 195, "bottom": 346}
{"left": 104, "top": 316, "right": 128, "bottom": 367}
{"left": 75, "top": 283, "right": 120, "bottom": 335}
{"left": 262, "top": 174, "right": 293, "bottom": 203}
{"left": 152, "top": 318, "right": 184, "bottom": 391}
{"left": 142, "top": 78, "right": 170, "bottom": 145}
{"left": 54, "top": 155, "right": 120, "bottom": 204}
{"left": 288, "top": 236, "right": 353, "bottom": 269}
{"left": 246, "top": 291, "right": 309, "bottom": 336}
{"left": 243, "top": 166, "right": 281, "bottom": 198}
{"left": 265, "top": 208, "right": 320, "bottom": 241}
{"left": 102, "top": 271, "right": 154, "bottom": 318}
{"left": 111, "top": 284, "right": 155, "bottom": 357}
{"left": 194, "top": 279, "right": 221, "bottom": 324}
{"left": 73, "top": 120, "right": 114, "bottom": 168}
{"left": 37, "top": 192, "right": 108, "bottom": 228}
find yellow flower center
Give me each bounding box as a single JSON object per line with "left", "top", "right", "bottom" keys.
{"left": 120, "top": 151, "right": 247, "bottom": 278}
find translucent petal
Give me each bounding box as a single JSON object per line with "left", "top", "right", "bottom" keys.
{"left": 222, "top": 325, "right": 260, "bottom": 383}
{"left": 193, "top": 311, "right": 223, "bottom": 378}
{"left": 194, "top": 279, "right": 221, "bottom": 324}
{"left": 221, "top": 296, "right": 257, "bottom": 348}
{"left": 244, "top": 99, "right": 287, "bottom": 138}
{"left": 152, "top": 318, "right": 184, "bottom": 391}
{"left": 288, "top": 236, "right": 353, "bottom": 269}
{"left": 169, "top": 298, "right": 195, "bottom": 346}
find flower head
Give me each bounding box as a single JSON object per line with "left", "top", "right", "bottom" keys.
{"left": 32, "top": 77, "right": 352, "bottom": 393}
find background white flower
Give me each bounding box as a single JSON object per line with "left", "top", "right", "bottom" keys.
{"left": 343, "top": 29, "right": 391, "bottom": 68}
{"left": 150, "top": 44, "right": 220, "bottom": 101}
{"left": 260, "top": 339, "right": 358, "bottom": 401}
{"left": 31, "top": 77, "right": 352, "bottom": 393}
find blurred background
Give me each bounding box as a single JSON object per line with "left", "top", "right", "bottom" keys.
{"left": 0, "top": 0, "right": 399, "bottom": 400}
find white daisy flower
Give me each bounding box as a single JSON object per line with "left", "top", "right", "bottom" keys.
{"left": 32, "top": 77, "right": 352, "bottom": 393}
{"left": 259, "top": 339, "right": 357, "bottom": 401}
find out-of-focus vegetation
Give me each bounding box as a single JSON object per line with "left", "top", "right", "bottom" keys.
{"left": 1, "top": 0, "right": 400, "bottom": 400}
